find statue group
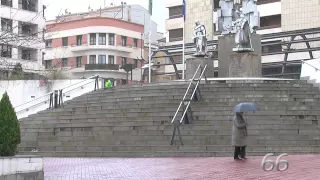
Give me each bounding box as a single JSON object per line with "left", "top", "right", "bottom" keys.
{"left": 217, "top": 0, "right": 260, "bottom": 52}
{"left": 192, "top": 0, "right": 260, "bottom": 56}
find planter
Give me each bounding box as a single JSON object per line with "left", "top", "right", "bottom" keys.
{"left": 0, "top": 156, "right": 44, "bottom": 180}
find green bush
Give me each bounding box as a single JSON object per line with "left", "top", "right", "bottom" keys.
{"left": 0, "top": 92, "right": 21, "bottom": 156}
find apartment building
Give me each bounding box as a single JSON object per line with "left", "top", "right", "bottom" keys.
{"left": 0, "top": 0, "right": 46, "bottom": 78}
{"left": 57, "top": 4, "right": 161, "bottom": 44}
{"left": 163, "top": 0, "right": 320, "bottom": 79}
{"left": 166, "top": 0, "right": 281, "bottom": 43}
{"left": 44, "top": 16, "right": 145, "bottom": 85}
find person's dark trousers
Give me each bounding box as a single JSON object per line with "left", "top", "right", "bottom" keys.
{"left": 234, "top": 146, "right": 241, "bottom": 159}
{"left": 240, "top": 146, "right": 246, "bottom": 158}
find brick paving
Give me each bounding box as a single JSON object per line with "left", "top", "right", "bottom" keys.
{"left": 44, "top": 155, "right": 320, "bottom": 180}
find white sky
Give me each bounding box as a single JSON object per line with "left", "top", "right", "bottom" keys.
{"left": 43, "top": 0, "right": 168, "bottom": 32}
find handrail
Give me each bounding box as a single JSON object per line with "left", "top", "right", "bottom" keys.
{"left": 171, "top": 65, "right": 202, "bottom": 124}
{"left": 179, "top": 64, "right": 207, "bottom": 124}
{"left": 59, "top": 75, "right": 99, "bottom": 91}
{"left": 14, "top": 75, "right": 100, "bottom": 114}
{"left": 14, "top": 91, "right": 53, "bottom": 109}
{"left": 301, "top": 60, "right": 320, "bottom": 72}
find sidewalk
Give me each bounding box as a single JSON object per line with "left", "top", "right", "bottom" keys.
{"left": 44, "top": 154, "right": 320, "bottom": 180}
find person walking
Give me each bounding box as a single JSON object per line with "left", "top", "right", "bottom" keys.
{"left": 232, "top": 112, "right": 248, "bottom": 160}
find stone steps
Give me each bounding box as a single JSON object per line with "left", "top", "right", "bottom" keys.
{"left": 17, "top": 79, "right": 320, "bottom": 157}
{"left": 17, "top": 150, "right": 316, "bottom": 158}
{"left": 17, "top": 145, "right": 320, "bottom": 153}
{"left": 20, "top": 115, "right": 319, "bottom": 124}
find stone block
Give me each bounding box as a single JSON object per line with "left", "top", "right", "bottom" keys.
{"left": 228, "top": 52, "right": 262, "bottom": 77}
{"left": 218, "top": 34, "right": 261, "bottom": 77}
{"left": 186, "top": 57, "right": 215, "bottom": 80}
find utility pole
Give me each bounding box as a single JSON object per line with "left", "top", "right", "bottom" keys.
{"left": 148, "top": 0, "right": 152, "bottom": 83}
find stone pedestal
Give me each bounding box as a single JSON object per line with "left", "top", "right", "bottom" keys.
{"left": 229, "top": 52, "right": 262, "bottom": 77}
{"left": 218, "top": 34, "right": 262, "bottom": 77}
{"left": 186, "top": 57, "right": 214, "bottom": 80}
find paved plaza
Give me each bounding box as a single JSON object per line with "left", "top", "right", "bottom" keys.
{"left": 44, "top": 154, "right": 320, "bottom": 180}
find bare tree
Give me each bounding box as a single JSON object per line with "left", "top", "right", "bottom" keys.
{"left": 0, "top": 4, "right": 69, "bottom": 82}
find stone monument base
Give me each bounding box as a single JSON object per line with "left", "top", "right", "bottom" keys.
{"left": 186, "top": 57, "right": 214, "bottom": 80}
{"left": 218, "top": 34, "right": 261, "bottom": 77}
{"left": 228, "top": 52, "right": 262, "bottom": 77}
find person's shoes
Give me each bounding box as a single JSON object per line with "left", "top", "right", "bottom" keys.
{"left": 240, "top": 156, "right": 247, "bottom": 159}
{"left": 234, "top": 157, "right": 242, "bottom": 160}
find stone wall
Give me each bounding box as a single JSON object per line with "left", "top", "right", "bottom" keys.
{"left": 281, "top": 0, "right": 320, "bottom": 50}
{"left": 281, "top": 0, "right": 320, "bottom": 31}
{"left": 0, "top": 172, "right": 44, "bottom": 180}
{"left": 0, "top": 156, "right": 44, "bottom": 180}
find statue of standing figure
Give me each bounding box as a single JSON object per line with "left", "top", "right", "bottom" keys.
{"left": 242, "top": 0, "right": 260, "bottom": 33}
{"left": 232, "top": 7, "right": 254, "bottom": 52}
{"left": 193, "top": 21, "right": 207, "bottom": 56}
{"left": 216, "top": 0, "right": 260, "bottom": 52}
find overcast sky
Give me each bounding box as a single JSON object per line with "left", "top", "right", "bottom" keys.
{"left": 43, "top": 0, "right": 168, "bottom": 32}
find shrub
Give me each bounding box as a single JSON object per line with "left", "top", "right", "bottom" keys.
{"left": 0, "top": 92, "right": 21, "bottom": 156}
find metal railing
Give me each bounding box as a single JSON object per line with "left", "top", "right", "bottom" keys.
{"left": 301, "top": 60, "right": 320, "bottom": 72}
{"left": 15, "top": 75, "right": 100, "bottom": 119}
{"left": 170, "top": 64, "right": 208, "bottom": 145}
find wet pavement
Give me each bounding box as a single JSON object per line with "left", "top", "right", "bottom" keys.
{"left": 44, "top": 155, "right": 320, "bottom": 180}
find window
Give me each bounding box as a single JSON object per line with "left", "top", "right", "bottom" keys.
{"left": 121, "top": 36, "right": 127, "bottom": 46}
{"left": 108, "top": 34, "right": 115, "bottom": 45}
{"left": 213, "top": 0, "right": 220, "bottom": 10}
{"left": 90, "top": 33, "right": 96, "bottom": 45}
{"left": 108, "top": 55, "right": 115, "bottom": 64}
{"left": 62, "top": 58, "right": 68, "bottom": 67}
{"left": 121, "top": 57, "right": 127, "bottom": 66}
{"left": 0, "top": 44, "right": 12, "bottom": 58}
{"left": 21, "top": 49, "right": 31, "bottom": 60}
{"left": 62, "top": 37, "right": 68, "bottom": 46}
{"left": 257, "top": 0, "right": 280, "bottom": 5}
{"left": 1, "top": 18, "right": 12, "bottom": 32}
{"left": 45, "top": 60, "right": 52, "bottom": 69}
{"left": 76, "top": 35, "right": 82, "bottom": 46}
{"left": 133, "top": 59, "right": 138, "bottom": 68}
{"left": 133, "top": 39, "right": 138, "bottom": 48}
{"left": 89, "top": 55, "right": 96, "bottom": 64}
{"left": 21, "top": 0, "right": 37, "bottom": 12}
{"left": 169, "top": 29, "right": 183, "bottom": 42}
{"left": 168, "top": 5, "right": 183, "bottom": 19}
{"left": 1, "top": 0, "right": 12, "bottom": 7}
{"left": 262, "top": 43, "right": 282, "bottom": 54}
{"left": 76, "top": 56, "right": 82, "bottom": 67}
{"left": 98, "top": 55, "right": 106, "bottom": 64}
{"left": 45, "top": 39, "right": 52, "bottom": 48}
{"left": 260, "top": 15, "right": 281, "bottom": 29}
{"left": 98, "top": 33, "right": 106, "bottom": 45}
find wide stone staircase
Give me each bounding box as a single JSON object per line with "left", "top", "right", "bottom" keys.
{"left": 18, "top": 79, "right": 320, "bottom": 157}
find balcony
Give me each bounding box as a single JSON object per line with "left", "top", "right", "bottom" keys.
{"left": 85, "top": 64, "right": 120, "bottom": 71}
{"left": 19, "top": 47, "right": 37, "bottom": 61}
{"left": 19, "top": 0, "right": 38, "bottom": 12}
{"left": 165, "top": 0, "right": 183, "bottom": 8}
{"left": 1, "top": 0, "right": 12, "bottom": 7}
{"left": 18, "top": 21, "right": 38, "bottom": 37}
{"left": 70, "top": 44, "right": 133, "bottom": 53}
{"left": 165, "top": 17, "right": 183, "bottom": 31}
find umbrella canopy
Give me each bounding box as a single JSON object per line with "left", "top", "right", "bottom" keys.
{"left": 233, "top": 102, "right": 258, "bottom": 113}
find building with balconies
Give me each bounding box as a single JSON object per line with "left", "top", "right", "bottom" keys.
{"left": 161, "top": 0, "right": 320, "bottom": 80}
{"left": 0, "top": 0, "right": 46, "bottom": 79}
{"left": 44, "top": 16, "right": 145, "bottom": 85}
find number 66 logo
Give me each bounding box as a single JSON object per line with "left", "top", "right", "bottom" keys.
{"left": 261, "top": 153, "right": 289, "bottom": 171}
